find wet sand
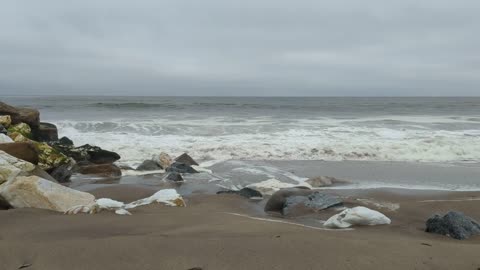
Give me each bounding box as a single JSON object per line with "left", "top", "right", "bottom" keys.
{"left": 1, "top": 185, "right": 479, "bottom": 270}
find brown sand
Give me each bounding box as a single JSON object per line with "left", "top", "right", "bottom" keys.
{"left": 1, "top": 186, "right": 479, "bottom": 270}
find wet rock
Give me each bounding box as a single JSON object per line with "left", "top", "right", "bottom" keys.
{"left": 282, "top": 192, "right": 343, "bottom": 216}
{"left": 53, "top": 144, "right": 120, "bottom": 164}
{"left": 324, "top": 206, "right": 391, "bottom": 228}
{"left": 0, "top": 124, "right": 7, "bottom": 135}
{"left": 425, "top": 211, "right": 480, "bottom": 240}
{"left": 153, "top": 152, "right": 172, "bottom": 169}
{"left": 8, "top": 123, "right": 32, "bottom": 139}
{"left": 8, "top": 132, "right": 29, "bottom": 142}
{"left": 217, "top": 187, "right": 263, "bottom": 199}
{"left": 264, "top": 188, "right": 314, "bottom": 213}
{"left": 174, "top": 153, "right": 199, "bottom": 166}
{"left": 58, "top": 136, "right": 74, "bottom": 146}
{"left": 0, "top": 102, "right": 40, "bottom": 129}
{"left": 247, "top": 179, "right": 311, "bottom": 196}
{"left": 0, "top": 175, "right": 95, "bottom": 212}
{"left": 0, "top": 142, "right": 39, "bottom": 164}
{"left": 33, "top": 142, "right": 70, "bottom": 171}
{"left": 31, "top": 166, "right": 57, "bottom": 182}
{"left": 50, "top": 163, "right": 74, "bottom": 183}
{"left": 76, "top": 163, "right": 122, "bottom": 178}
{"left": 136, "top": 160, "right": 163, "bottom": 171}
{"left": 166, "top": 172, "right": 184, "bottom": 182}
{"left": 36, "top": 122, "right": 58, "bottom": 142}
{"left": 166, "top": 162, "right": 198, "bottom": 174}
{"left": 0, "top": 115, "right": 12, "bottom": 128}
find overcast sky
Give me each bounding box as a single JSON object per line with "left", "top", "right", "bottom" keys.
{"left": 1, "top": 1, "right": 479, "bottom": 96}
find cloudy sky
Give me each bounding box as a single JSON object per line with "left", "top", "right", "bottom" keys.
{"left": 1, "top": 1, "right": 479, "bottom": 96}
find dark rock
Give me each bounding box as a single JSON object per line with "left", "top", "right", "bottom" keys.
{"left": 49, "top": 163, "right": 74, "bottom": 183}
{"left": 31, "top": 166, "right": 57, "bottom": 182}
{"left": 0, "top": 124, "right": 7, "bottom": 135}
{"left": 166, "top": 162, "right": 198, "bottom": 174}
{"left": 217, "top": 187, "right": 263, "bottom": 199}
{"left": 174, "top": 153, "right": 199, "bottom": 166}
{"left": 36, "top": 122, "right": 58, "bottom": 142}
{"left": 51, "top": 143, "right": 120, "bottom": 164}
{"left": 282, "top": 192, "right": 343, "bottom": 216}
{"left": 264, "top": 188, "right": 314, "bottom": 213}
{"left": 425, "top": 211, "right": 480, "bottom": 240}
{"left": 136, "top": 160, "right": 163, "bottom": 171}
{"left": 166, "top": 172, "right": 184, "bottom": 182}
{"left": 0, "top": 142, "right": 39, "bottom": 164}
{"left": 58, "top": 136, "right": 74, "bottom": 146}
{"left": 0, "top": 101, "right": 40, "bottom": 128}
{"left": 75, "top": 163, "right": 122, "bottom": 178}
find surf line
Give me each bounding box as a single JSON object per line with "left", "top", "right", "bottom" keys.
{"left": 223, "top": 212, "right": 352, "bottom": 231}
{"left": 419, "top": 198, "right": 480, "bottom": 203}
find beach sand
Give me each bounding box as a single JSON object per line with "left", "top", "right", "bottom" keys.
{"left": 1, "top": 185, "right": 479, "bottom": 270}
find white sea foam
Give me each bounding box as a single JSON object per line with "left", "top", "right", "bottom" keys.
{"left": 53, "top": 117, "right": 480, "bottom": 167}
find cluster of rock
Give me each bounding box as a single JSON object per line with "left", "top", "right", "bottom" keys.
{"left": 0, "top": 150, "right": 185, "bottom": 214}
{"left": 0, "top": 101, "right": 122, "bottom": 183}
{"left": 136, "top": 152, "right": 201, "bottom": 182}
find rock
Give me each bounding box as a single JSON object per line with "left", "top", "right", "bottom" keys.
{"left": 0, "top": 142, "right": 39, "bottom": 164}
{"left": 282, "top": 192, "right": 343, "bottom": 216}
{"left": 425, "top": 211, "right": 480, "bottom": 240}
{"left": 174, "top": 153, "right": 199, "bottom": 166}
{"left": 36, "top": 122, "right": 58, "bottom": 142}
{"left": 166, "top": 162, "right": 198, "bottom": 174}
{"left": 0, "top": 175, "right": 95, "bottom": 212}
{"left": 58, "top": 136, "right": 74, "bottom": 146}
{"left": 31, "top": 166, "right": 57, "bottom": 182}
{"left": 0, "top": 150, "right": 36, "bottom": 185}
{"left": 8, "top": 132, "right": 29, "bottom": 142}
{"left": 8, "top": 123, "right": 32, "bottom": 139}
{"left": 0, "top": 133, "right": 12, "bottom": 143}
{"left": 0, "top": 102, "right": 40, "bottom": 128}
{"left": 50, "top": 163, "right": 74, "bottom": 183}
{"left": 248, "top": 179, "right": 311, "bottom": 196}
{"left": 166, "top": 172, "right": 184, "bottom": 182}
{"left": 0, "top": 124, "right": 7, "bottom": 135}
{"left": 136, "top": 160, "right": 163, "bottom": 171}
{"left": 324, "top": 206, "right": 391, "bottom": 229}
{"left": 54, "top": 144, "right": 120, "bottom": 164}
{"left": 217, "top": 187, "right": 263, "bottom": 199}
{"left": 305, "top": 176, "right": 348, "bottom": 187}
{"left": 76, "top": 163, "right": 122, "bottom": 178}
{"left": 153, "top": 152, "right": 172, "bottom": 169}
{"left": 264, "top": 188, "right": 315, "bottom": 213}
{"left": 34, "top": 142, "right": 69, "bottom": 171}
{"left": 0, "top": 115, "right": 12, "bottom": 128}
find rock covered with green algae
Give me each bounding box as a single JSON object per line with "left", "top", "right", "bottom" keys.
{"left": 0, "top": 150, "right": 36, "bottom": 185}
{"left": 33, "top": 142, "right": 70, "bottom": 171}
{"left": 8, "top": 123, "right": 32, "bottom": 139}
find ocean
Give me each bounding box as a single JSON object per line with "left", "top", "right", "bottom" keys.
{"left": 3, "top": 96, "right": 480, "bottom": 168}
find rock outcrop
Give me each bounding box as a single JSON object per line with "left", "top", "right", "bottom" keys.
{"left": 425, "top": 211, "right": 480, "bottom": 240}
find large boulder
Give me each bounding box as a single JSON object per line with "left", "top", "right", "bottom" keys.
{"left": 0, "top": 102, "right": 40, "bottom": 129}
{"left": 264, "top": 188, "right": 315, "bottom": 213}
{"left": 0, "top": 150, "right": 36, "bottom": 185}
{"left": 75, "top": 163, "right": 122, "bottom": 178}
{"left": 136, "top": 160, "right": 163, "bottom": 171}
{"left": 282, "top": 192, "right": 343, "bottom": 216}
{"left": 425, "top": 211, "right": 480, "bottom": 240}
{"left": 8, "top": 123, "right": 32, "bottom": 139}
{"left": 0, "top": 175, "right": 95, "bottom": 212}
{"left": 34, "top": 142, "right": 69, "bottom": 171}
{"left": 52, "top": 144, "right": 120, "bottom": 164}
{"left": 0, "top": 142, "right": 39, "bottom": 164}
{"left": 0, "top": 115, "right": 12, "bottom": 128}
{"left": 166, "top": 162, "right": 198, "bottom": 174}
{"left": 324, "top": 206, "right": 391, "bottom": 229}
{"left": 36, "top": 122, "right": 59, "bottom": 142}
{"left": 174, "top": 153, "right": 199, "bottom": 166}
{"left": 154, "top": 152, "right": 173, "bottom": 169}
{"left": 217, "top": 187, "right": 263, "bottom": 199}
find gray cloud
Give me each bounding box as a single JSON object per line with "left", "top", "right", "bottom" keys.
{"left": 1, "top": 0, "right": 479, "bottom": 96}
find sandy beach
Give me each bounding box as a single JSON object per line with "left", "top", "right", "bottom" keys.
{"left": 1, "top": 184, "right": 479, "bottom": 270}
